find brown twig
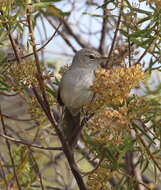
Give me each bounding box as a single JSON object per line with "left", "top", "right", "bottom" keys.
{"left": 8, "top": 23, "right": 62, "bottom": 62}
{"left": 105, "top": 0, "right": 124, "bottom": 68}
{"left": 0, "top": 11, "right": 22, "bottom": 64}
{"left": 32, "top": 86, "right": 87, "bottom": 190}
{"left": 125, "top": 152, "right": 145, "bottom": 190}
{"left": 0, "top": 108, "right": 21, "bottom": 190}
{"left": 0, "top": 92, "right": 20, "bottom": 96}
{"left": 127, "top": 28, "right": 132, "bottom": 67}
{"left": 61, "top": 19, "right": 86, "bottom": 48}
{"left": 0, "top": 113, "right": 33, "bottom": 122}
{"left": 119, "top": 170, "right": 152, "bottom": 190}
{"left": 135, "top": 18, "right": 160, "bottom": 65}
{"left": 29, "top": 150, "right": 44, "bottom": 190}
{"left": 133, "top": 124, "right": 161, "bottom": 172}
{"left": 0, "top": 159, "right": 9, "bottom": 189}
{"left": 83, "top": 149, "right": 105, "bottom": 176}
{"left": 41, "top": 10, "right": 77, "bottom": 53}
{"left": 134, "top": 38, "right": 155, "bottom": 65}
{"left": 98, "top": 0, "right": 108, "bottom": 54}
{"left": 0, "top": 133, "right": 63, "bottom": 151}
{"left": 26, "top": 2, "right": 50, "bottom": 113}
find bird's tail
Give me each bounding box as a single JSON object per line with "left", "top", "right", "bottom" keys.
{"left": 63, "top": 108, "right": 81, "bottom": 148}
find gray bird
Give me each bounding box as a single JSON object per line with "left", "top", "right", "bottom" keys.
{"left": 58, "top": 48, "right": 107, "bottom": 147}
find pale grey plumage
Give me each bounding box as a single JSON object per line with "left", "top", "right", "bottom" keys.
{"left": 58, "top": 48, "right": 107, "bottom": 147}
{"left": 59, "top": 48, "right": 106, "bottom": 116}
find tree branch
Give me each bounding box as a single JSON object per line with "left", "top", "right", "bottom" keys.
{"left": 105, "top": 0, "right": 124, "bottom": 68}
{"left": 98, "top": 0, "right": 108, "bottom": 54}
{"left": 0, "top": 108, "right": 21, "bottom": 189}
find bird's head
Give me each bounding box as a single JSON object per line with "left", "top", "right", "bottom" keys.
{"left": 71, "top": 48, "right": 107, "bottom": 69}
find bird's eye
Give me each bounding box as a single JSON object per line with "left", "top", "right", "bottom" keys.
{"left": 89, "top": 55, "right": 95, "bottom": 60}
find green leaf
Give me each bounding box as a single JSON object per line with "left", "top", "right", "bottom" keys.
{"left": 0, "top": 80, "right": 11, "bottom": 88}
{"left": 137, "top": 16, "right": 151, "bottom": 24}
{"left": 128, "top": 29, "right": 151, "bottom": 38}
{"left": 133, "top": 122, "right": 156, "bottom": 145}
{"left": 45, "top": 85, "right": 57, "bottom": 98}
{"left": 53, "top": 77, "right": 60, "bottom": 86}
{"left": 133, "top": 7, "right": 152, "bottom": 16}
{"left": 0, "top": 87, "right": 8, "bottom": 91}
{"left": 32, "top": 2, "right": 53, "bottom": 8}
{"left": 139, "top": 38, "right": 152, "bottom": 48}
{"left": 48, "top": 5, "right": 70, "bottom": 17}
{"left": 0, "top": 57, "right": 8, "bottom": 67}
{"left": 130, "top": 38, "right": 152, "bottom": 48}
{"left": 141, "top": 160, "right": 149, "bottom": 173}
{"left": 120, "top": 29, "right": 128, "bottom": 37}
{"left": 16, "top": 23, "right": 24, "bottom": 32}
{"left": 82, "top": 13, "right": 103, "bottom": 17}
{"left": 41, "top": 0, "right": 61, "bottom": 2}
{"left": 97, "top": 0, "right": 115, "bottom": 9}
{"left": 124, "top": 0, "right": 152, "bottom": 15}
{"left": 147, "top": 57, "right": 154, "bottom": 74}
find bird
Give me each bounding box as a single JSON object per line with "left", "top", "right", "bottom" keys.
{"left": 58, "top": 48, "right": 107, "bottom": 148}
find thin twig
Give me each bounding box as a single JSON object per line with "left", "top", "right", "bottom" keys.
{"left": 98, "top": 0, "right": 108, "bottom": 54}
{"left": 119, "top": 170, "right": 152, "bottom": 190}
{"left": 127, "top": 28, "right": 131, "bottom": 67}
{"left": 0, "top": 92, "right": 20, "bottom": 96}
{"left": 0, "top": 159, "right": 9, "bottom": 189}
{"left": 83, "top": 149, "right": 105, "bottom": 176}
{"left": 134, "top": 38, "right": 155, "bottom": 65}
{"left": 0, "top": 108, "right": 22, "bottom": 190}
{"left": 133, "top": 125, "right": 161, "bottom": 172}
{"left": 32, "top": 86, "right": 87, "bottom": 190}
{"left": 26, "top": 2, "right": 50, "bottom": 113}
{"left": 0, "top": 133, "right": 63, "bottom": 151}
{"left": 29, "top": 150, "right": 44, "bottom": 190}
{"left": 0, "top": 11, "right": 22, "bottom": 64}
{"left": 61, "top": 19, "right": 86, "bottom": 48}
{"left": 135, "top": 18, "right": 160, "bottom": 65}
{"left": 0, "top": 113, "right": 33, "bottom": 122}
{"left": 105, "top": 0, "right": 124, "bottom": 68}
{"left": 41, "top": 10, "right": 77, "bottom": 53}
{"left": 8, "top": 23, "right": 61, "bottom": 62}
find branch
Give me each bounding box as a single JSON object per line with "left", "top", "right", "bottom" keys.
{"left": 26, "top": 2, "right": 50, "bottom": 113}
{"left": 133, "top": 124, "right": 161, "bottom": 172}
{"left": 41, "top": 10, "right": 77, "bottom": 53}
{"left": 125, "top": 152, "right": 145, "bottom": 190}
{"left": 0, "top": 11, "right": 22, "bottom": 64}
{"left": 0, "top": 108, "right": 21, "bottom": 189}
{"left": 32, "top": 86, "right": 87, "bottom": 190}
{"left": 8, "top": 23, "right": 61, "bottom": 62}
{"left": 61, "top": 19, "right": 86, "bottom": 48}
{"left": 28, "top": 150, "right": 44, "bottom": 190}
{"left": 98, "top": 0, "right": 108, "bottom": 54}
{"left": 0, "top": 133, "right": 63, "bottom": 151}
{"left": 105, "top": 0, "right": 124, "bottom": 68}
{"left": 0, "top": 158, "right": 9, "bottom": 188}
{"left": 134, "top": 37, "right": 155, "bottom": 65}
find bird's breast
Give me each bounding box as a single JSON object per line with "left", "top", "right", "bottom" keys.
{"left": 60, "top": 68, "right": 95, "bottom": 115}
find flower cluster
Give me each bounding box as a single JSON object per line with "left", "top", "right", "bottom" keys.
{"left": 84, "top": 65, "right": 144, "bottom": 146}
{"left": 59, "top": 64, "right": 70, "bottom": 76}
{"left": 87, "top": 163, "right": 120, "bottom": 190}
{"left": 88, "top": 106, "right": 130, "bottom": 145}
{"left": 8, "top": 61, "right": 53, "bottom": 88}
{"left": 89, "top": 65, "right": 144, "bottom": 112}
{"left": 87, "top": 167, "right": 111, "bottom": 190}
{"left": 8, "top": 61, "right": 38, "bottom": 88}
